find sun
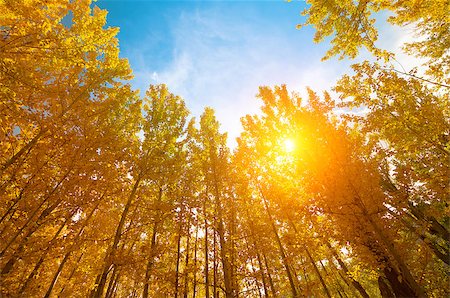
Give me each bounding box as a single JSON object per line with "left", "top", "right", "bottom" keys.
{"left": 283, "top": 138, "right": 295, "bottom": 153}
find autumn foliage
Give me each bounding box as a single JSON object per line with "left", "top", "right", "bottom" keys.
{"left": 1, "top": 0, "right": 448, "bottom": 297}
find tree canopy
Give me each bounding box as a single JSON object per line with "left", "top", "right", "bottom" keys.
{"left": 1, "top": 0, "right": 448, "bottom": 297}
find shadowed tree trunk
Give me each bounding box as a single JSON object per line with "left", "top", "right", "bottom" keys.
{"left": 259, "top": 187, "right": 299, "bottom": 297}
{"left": 204, "top": 200, "right": 210, "bottom": 298}
{"left": 175, "top": 210, "right": 183, "bottom": 298}
{"left": 192, "top": 223, "right": 199, "bottom": 298}
{"left": 143, "top": 187, "right": 163, "bottom": 298}
{"left": 325, "top": 241, "right": 369, "bottom": 298}
{"left": 262, "top": 252, "right": 277, "bottom": 297}
{"left": 93, "top": 177, "right": 141, "bottom": 298}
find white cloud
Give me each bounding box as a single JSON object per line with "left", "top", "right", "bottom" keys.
{"left": 129, "top": 5, "right": 421, "bottom": 149}
{"left": 373, "top": 13, "right": 425, "bottom": 73}
{"left": 151, "top": 71, "right": 159, "bottom": 81}
{"left": 130, "top": 7, "right": 344, "bottom": 148}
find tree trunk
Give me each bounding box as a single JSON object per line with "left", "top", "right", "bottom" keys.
{"left": 383, "top": 266, "right": 416, "bottom": 297}
{"left": 298, "top": 255, "right": 311, "bottom": 297}
{"left": 0, "top": 154, "right": 54, "bottom": 226}
{"left": 204, "top": 198, "right": 210, "bottom": 298}
{"left": 183, "top": 213, "right": 191, "bottom": 298}
{"left": 213, "top": 223, "right": 218, "bottom": 298}
{"left": 364, "top": 209, "right": 426, "bottom": 297}
{"left": 255, "top": 245, "right": 269, "bottom": 297}
{"left": 245, "top": 236, "right": 262, "bottom": 298}
{"left": 192, "top": 224, "right": 199, "bottom": 298}
{"left": 325, "top": 241, "right": 369, "bottom": 298}
{"left": 304, "top": 247, "right": 332, "bottom": 298}
{"left": 1, "top": 128, "right": 46, "bottom": 174}
{"left": 105, "top": 267, "right": 119, "bottom": 298}
{"left": 230, "top": 194, "right": 237, "bottom": 297}
{"left": 58, "top": 251, "right": 84, "bottom": 297}
{"left": 389, "top": 208, "right": 449, "bottom": 265}
{"left": 93, "top": 177, "right": 141, "bottom": 298}
{"left": 44, "top": 249, "right": 71, "bottom": 298}
{"left": 246, "top": 208, "right": 269, "bottom": 298}
{"left": 143, "top": 187, "right": 163, "bottom": 298}
{"left": 378, "top": 275, "right": 396, "bottom": 298}
{"left": 175, "top": 211, "right": 183, "bottom": 298}
{"left": 106, "top": 272, "right": 121, "bottom": 298}
{"left": 262, "top": 253, "right": 276, "bottom": 297}
{"left": 19, "top": 213, "right": 71, "bottom": 295}
{"left": 0, "top": 168, "right": 72, "bottom": 259}
{"left": 259, "top": 187, "right": 298, "bottom": 297}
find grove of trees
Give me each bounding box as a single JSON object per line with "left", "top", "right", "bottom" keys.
{"left": 1, "top": 0, "right": 448, "bottom": 297}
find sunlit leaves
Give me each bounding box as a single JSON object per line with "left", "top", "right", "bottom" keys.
{"left": 1, "top": 0, "right": 448, "bottom": 297}
{"left": 298, "top": 0, "right": 450, "bottom": 84}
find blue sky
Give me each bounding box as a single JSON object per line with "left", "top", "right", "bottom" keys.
{"left": 96, "top": 0, "right": 417, "bottom": 147}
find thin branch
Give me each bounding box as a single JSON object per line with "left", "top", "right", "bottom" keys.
{"left": 382, "top": 67, "right": 450, "bottom": 88}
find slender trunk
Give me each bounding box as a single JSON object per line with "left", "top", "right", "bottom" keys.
{"left": 245, "top": 237, "right": 262, "bottom": 298}
{"left": 44, "top": 249, "right": 71, "bottom": 298}
{"left": 106, "top": 235, "right": 139, "bottom": 298}
{"left": 364, "top": 208, "right": 426, "bottom": 297}
{"left": 329, "top": 263, "right": 350, "bottom": 298}
{"left": 246, "top": 209, "right": 269, "bottom": 298}
{"left": 143, "top": 187, "right": 163, "bottom": 298}
{"left": 213, "top": 223, "right": 218, "bottom": 298}
{"left": 325, "top": 241, "right": 369, "bottom": 298}
{"left": 0, "top": 157, "right": 49, "bottom": 226}
{"left": 304, "top": 247, "right": 332, "bottom": 298}
{"left": 288, "top": 254, "right": 301, "bottom": 294}
{"left": 105, "top": 267, "right": 118, "bottom": 298}
{"left": 0, "top": 168, "right": 71, "bottom": 258}
{"left": 408, "top": 203, "right": 450, "bottom": 242}
{"left": 255, "top": 245, "right": 269, "bottom": 297}
{"left": 335, "top": 283, "right": 346, "bottom": 298}
{"left": 0, "top": 147, "right": 60, "bottom": 225}
{"left": 230, "top": 195, "right": 237, "bottom": 296}
{"left": 345, "top": 180, "right": 426, "bottom": 298}
{"left": 259, "top": 187, "right": 298, "bottom": 297}
{"left": 93, "top": 177, "right": 141, "bottom": 298}
{"left": 47, "top": 202, "right": 100, "bottom": 297}
{"left": 299, "top": 255, "right": 311, "bottom": 297}
{"left": 108, "top": 272, "right": 121, "bottom": 298}
{"left": 217, "top": 215, "right": 233, "bottom": 298}
{"left": 0, "top": 188, "right": 25, "bottom": 227}
{"left": 2, "top": 188, "right": 72, "bottom": 275}
{"left": 56, "top": 203, "right": 99, "bottom": 297}
{"left": 19, "top": 255, "right": 45, "bottom": 295}
{"left": 388, "top": 208, "right": 449, "bottom": 265}
{"left": 175, "top": 212, "right": 183, "bottom": 298}
{"left": 262, "top": 253, "right": 276, "bottom": 297}
{"left": 383, "top": 266, "right": 416, "bottom": 297}
{"left": 318, "top": 258, "right": 328, "bottom": 275}
{"left": 320, "top": 256, "right": 348, "bottom": 298}
{"left": 19, "top": 213, "right": 71, "bottom": 295}
{"left": 286, "top": 217, "right": 330, "bottom": 298}
{"left": 204, "top": 204, "right": 210, "bottom": 298}
{"left": 2, "top": 78, "right": 98, "bottom": 176}
{"left": 1, "top": 128, "right": 45, "bottom": 174}
{"left": 183, "top": 213, "right": 191, "bottom": 298}
{"left": 212, "top": 160, "right": 234, "bottom": 298}
{"left": 192, "top": 223, "right": 199, "bottom": 298}
{"left": 384, "top": 179, "right": 449, "bottom": 242}
{"left": 58, "top": 251, "right": 84, "bottom": 297}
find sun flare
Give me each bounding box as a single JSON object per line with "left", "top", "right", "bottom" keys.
{"left": 283, "top": 138, "right": 295, "bottom": 153}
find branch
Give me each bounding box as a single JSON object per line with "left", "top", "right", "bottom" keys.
{"left": 383, "top": 67, "right": 450, "bottom": 89}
